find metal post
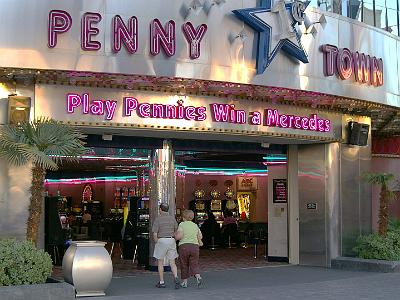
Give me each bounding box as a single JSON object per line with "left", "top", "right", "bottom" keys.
{"left": 149, "top": 140, "right": 176, "bottom": 268}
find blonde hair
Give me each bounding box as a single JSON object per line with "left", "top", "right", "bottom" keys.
{"left": 182, "top": 209, "right": 194, "bottom": 221}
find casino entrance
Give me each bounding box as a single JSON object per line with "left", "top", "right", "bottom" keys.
{"left": 45, "top": 135, "right": 292, "bottom": 278}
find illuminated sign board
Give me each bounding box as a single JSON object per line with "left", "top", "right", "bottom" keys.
{"left": 66, "top": 93, "right": 331, "bottom": 133}
{"left": 321, "top": 44, "right": 384, "bottom": 87}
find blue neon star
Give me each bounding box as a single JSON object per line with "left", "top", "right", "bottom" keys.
{"left": 233, "top": 0, "right": 309, "bottom": 74}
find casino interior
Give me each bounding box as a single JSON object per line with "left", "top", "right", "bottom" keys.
{"left": 44, "top": 138, "right": 287, "bottom": 272}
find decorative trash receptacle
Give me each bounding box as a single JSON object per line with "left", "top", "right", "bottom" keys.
{"left": 62, "top": 241, "right": 113, "bottom": 297}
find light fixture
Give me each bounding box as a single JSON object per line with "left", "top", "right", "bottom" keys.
{"left": 301, "top": 14, "right": 327, "bottom": 38}
{"left": 304, "top": 14, "right": 327, "bottom": 29}
{"left": 261, "top": 142, "right": 270, "bottom": 148}
{"left": 180, "top": 0, "right": 203, "bottom": 19}
{"left": 102, "top": 134, "right": 113, "bottom": 141}
{"left": 228, "top": 29, "right": 247, "bottom": 44}
{"left": 203, "top": 0, "right": 226, "bottom": 14}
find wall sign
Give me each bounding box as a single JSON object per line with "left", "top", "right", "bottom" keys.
{"left": 237, "top": 177, "right": 258, "bottom": 191}
{"left": 321, "top": 44, "right": 384, "bottom": 87}
{"left": 306, "top": 203, "right": 317, "bottom": 210}
{"left": 66, "top": 93, "right": 331, "bottom": 133}
{"left": 273, "top": 179, "right": 287, "bottom": 203}
{"left": 48, "top": 10, "right": 207, "bottom": 59}
{"left": 35, "top": 85, "right": 341, "bottom": 140}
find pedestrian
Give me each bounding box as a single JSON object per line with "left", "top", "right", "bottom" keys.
{"left": 152, "top": 203, "right": 180, "bottom": 289}
{"left": 175, "top": 209, "right": 203, "bottom": 288}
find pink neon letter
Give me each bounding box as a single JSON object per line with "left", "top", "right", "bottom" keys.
{"left": 337, "top": 48, "right": 353, "bottom": 80}
{"left": 210, "top": 104, "right": 230, "bottom": 122}
{"left": 81, "top": 12, "right": 102, "bottom": 51}
{"left": 265, "top": 109, "right": 279, "bottom": 126}
{"left": 371, "top": 57, "right": 384, "bottom": 86}
{"left": 66, "top": 93, "right": 82, "bottom": 113}
{"left": 182, "top": 22, "right": 207, "bottom": 59}
{"left": 138, "top": 103, "right": 151, "bottom": 118}
{"left": 321, "top": 44, "right": 338, "bottom": 76}
{"left": 250, "top": 111, "right": 261, "bottom": 125}
{"left": 112, "top": 15, "right": 138, "bottom": 54}
{"left": 150, "top": 19, "right": 176, "bottom": 57}
{"left": 196, "top": 107, "right": 207, "bottom": 121}
{"left": 90, "top": 100, "right": 104, "bottom": 115}
{"left": 48, "top": 10, "right": 72, "bottom": 48}
{"left": 123, "top": 97, "right": 138, "bottom": 116}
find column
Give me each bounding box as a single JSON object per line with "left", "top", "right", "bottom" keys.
{"left": 148, "top": 140, "right": 176, "bottom": 267}
{"left": 288, "top": 145, "right": 299, "bottom": 265}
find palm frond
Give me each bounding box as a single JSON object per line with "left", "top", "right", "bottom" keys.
{"left": 0, "top": 118, "right": 86, "bottom": 170}
{"left": 362, "top": 172, "right": 395, "bottom": 185}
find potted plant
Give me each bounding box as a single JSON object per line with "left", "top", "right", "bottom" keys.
{"left": 333, "top": 172, "right": 400, "bottom": 272}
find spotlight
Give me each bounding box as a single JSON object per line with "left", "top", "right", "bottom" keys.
{"left": 203, "top": 0, "right": 226, "bottom": 14}
{"left": 228, "top": 29, "right": 247, "bottom": 44}
{"left": 180, "top": 0, "right": 203, "bottom": 19}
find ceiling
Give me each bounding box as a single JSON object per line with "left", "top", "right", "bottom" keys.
{"left": 46, "top": 146, "right": 281, "bottom": 179}
{"left": 1, "top": 67, "right": 400, "bottom": 137}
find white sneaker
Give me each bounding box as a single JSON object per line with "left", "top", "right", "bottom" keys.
{"left": 196, "top": 277, "right": 202, "bottom": 288}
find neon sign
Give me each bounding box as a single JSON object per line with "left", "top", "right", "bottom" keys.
{"left": 66, "top": 93, "right": 331, "bottom": 133}
{"left": 48, "top": 10, "right": 207, "bottom": 59}
{"left": 321, "top": 44, "right": 384, "bottom": 87}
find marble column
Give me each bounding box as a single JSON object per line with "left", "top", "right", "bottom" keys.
{"left": 148, "top": 140, "right": 176, "bottom": 267}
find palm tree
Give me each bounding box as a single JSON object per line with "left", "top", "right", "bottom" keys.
{"left": 0, "top": 118, "right": 86, "bottom": 247}
{"left": 362, "top": 172, "right": 396, "bottom": 237}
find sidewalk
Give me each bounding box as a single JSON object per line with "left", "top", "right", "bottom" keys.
{"left": 92, "top": 265, "right": 400, "bottom": 300}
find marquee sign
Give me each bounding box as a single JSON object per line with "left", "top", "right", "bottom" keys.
{"left": 66, "top": 92, "right": 331, "bottom": 133}
{"left": 35, "top": 85, "right": 342, "bottom": 140}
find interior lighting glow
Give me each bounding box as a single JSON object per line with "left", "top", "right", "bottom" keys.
{"left": 175, "top": 165, "right": 268, "bottom": 176}
{"left": 50, "top": 155, "right": 148, "bottom": 161}
{"left": 262, "top": 155, "right": 287, "bottom": 160}
{"left": 44, "top": 175, "right": 148, "bottom": 185}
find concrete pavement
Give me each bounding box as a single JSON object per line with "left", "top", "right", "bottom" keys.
{"left": 92, "top": 265, "right": 400, "bottom": 300}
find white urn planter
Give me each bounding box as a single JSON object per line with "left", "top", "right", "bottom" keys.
{"left": 62, "top": 241, "right": 113, "bottom": 297}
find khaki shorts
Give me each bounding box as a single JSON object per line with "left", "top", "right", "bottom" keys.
{"left": 153, "top": 238, "right": 179, "bottom": 260}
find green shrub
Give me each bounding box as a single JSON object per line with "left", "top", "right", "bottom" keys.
{"left": 0, "top": 239, "right": 53, "bottom": 286}
{"left": 388, "top": 218, "right": 400, "bottom": 233}
{"left": 353, "top": 231, "right": 400, "bottom": 261}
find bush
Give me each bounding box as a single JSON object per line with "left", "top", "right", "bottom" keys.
{"left": 353, "top": 231, "right": 400, "bottom": 261}
{"left": 0, "top": 239, "right": 53, "bottom": 286}
{"left": 388, "top": 218, "right": 400, "bottom": 233}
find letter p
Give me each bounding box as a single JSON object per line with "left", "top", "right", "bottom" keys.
{"left": 123, "top": 97, "right": 138, "bottom": 116}
{"left": 48, "top": 10, "right": 72, "bottom": 48}
{"left": 67, "top": 93, "right": 82, "bottom": 113}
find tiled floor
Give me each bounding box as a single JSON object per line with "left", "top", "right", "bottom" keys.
{"left": 52, "top": 244, "right": 282, "bottom": 280}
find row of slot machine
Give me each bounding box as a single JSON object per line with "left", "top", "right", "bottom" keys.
{"left": 190, "top": 199, "right": 240, "bottom": 227}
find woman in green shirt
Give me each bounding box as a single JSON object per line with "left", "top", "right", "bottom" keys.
{"left": 175, "top": 209, "right": 203, "bottom": 288}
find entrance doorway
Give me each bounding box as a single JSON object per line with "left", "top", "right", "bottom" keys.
{"left": 44, "top": 135, "right": 290, "bottom": 278}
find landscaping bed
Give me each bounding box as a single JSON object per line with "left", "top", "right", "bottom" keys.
{"left": 332, "top": 256, "right": 400, "bottom": 273}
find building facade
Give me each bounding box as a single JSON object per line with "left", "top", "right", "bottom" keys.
{"left": 0, "top": 0, "right": 399, "bottom": 267}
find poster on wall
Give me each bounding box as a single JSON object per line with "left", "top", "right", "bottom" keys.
{"left": 273, "top": 179, "right": 287, "bottom": 203}
{"left": 237, "top": 176, "right": 257, "bottom": 191}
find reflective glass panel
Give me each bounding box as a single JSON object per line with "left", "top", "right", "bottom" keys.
{"left": 375, "top": 5, "right": 387, "bottom": 29}
{"left": 387, "top": 8, "right": 399, "bottom": 35}
{"left": 386, "top": 0, "right": 397, "bottom": 9}
{"left": 348, "top": 0, "right": 362, "bottom": 19}
{"left": 362, "top": 2, "right": 375, "bottom": 26}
